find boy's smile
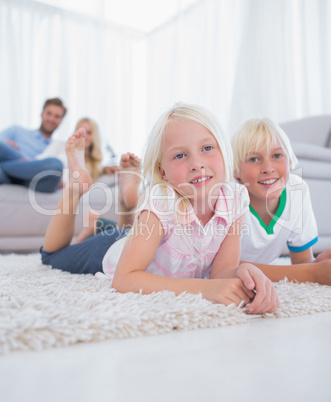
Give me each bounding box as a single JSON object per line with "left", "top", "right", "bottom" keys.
{"left": 236, "top": 141, "right": 290, "bottom": 215}
{"left": 159, "top": 120, "right": 225, "bottom": 208}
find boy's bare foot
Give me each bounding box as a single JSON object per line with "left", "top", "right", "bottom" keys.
{"left": 75, "top": 210, "right": 100, "bottom": 243}
{"left": 117, "top": 153, "right": 141, "bottom": 228}
{"left": 65, "top": 128, "right": 93, "bottom": 196}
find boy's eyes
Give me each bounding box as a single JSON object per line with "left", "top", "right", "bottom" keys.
{"left": 174, "top": 153, "right": 184, "bottom": 159}
{"left": 204, "top": 146, "right": 213, "bottom": 151}
{"left": 273, "top": 153, "right": 283, "bottom": 159}
{"left": 248, "top": 153, "right": 284, "bottom": 162}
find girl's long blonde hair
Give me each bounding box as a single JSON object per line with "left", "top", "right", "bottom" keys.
{"left": 75, "top": 117, "right": 103, "bottom": 181}
{"left": 133, "top": 103, "right": 233, "bottom": 225}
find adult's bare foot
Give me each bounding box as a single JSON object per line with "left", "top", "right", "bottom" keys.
{"left": 65, "top": 128, "right": 93, "bottom": 196}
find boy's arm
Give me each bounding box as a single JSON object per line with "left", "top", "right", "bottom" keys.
{"left": 290, "top": 248, "right": 314, "bottom": 264}
{"left": 243, "top": 248, "right": 331, "bottom": 285}
{"left": 241, "top": 259, "right": 317, "bottom": 283}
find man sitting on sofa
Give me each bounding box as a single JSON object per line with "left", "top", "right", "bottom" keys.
{"left": 0, "top": 97, "right": 67, "bottom": 193}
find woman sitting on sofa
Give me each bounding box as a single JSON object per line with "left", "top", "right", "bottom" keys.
{"left": 37, "top": 117, "right": 118, "bottom": 186}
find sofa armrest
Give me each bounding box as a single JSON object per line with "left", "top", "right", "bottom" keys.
{"left": 292, "top": 142, "right": 331, "bottom": 162}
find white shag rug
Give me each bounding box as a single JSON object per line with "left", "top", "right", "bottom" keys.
{"left": 1, "top": 253, "right": 331, "bottom": 354}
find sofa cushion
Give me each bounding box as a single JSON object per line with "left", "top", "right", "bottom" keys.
{"left": 291, "top": 142, "right": 331, "bottom": 162}
{"left": 280, "top": 115, "right": 331, "bottom": 147}
{"left": 0, "top": 175, "right": 119, "bottom": 238}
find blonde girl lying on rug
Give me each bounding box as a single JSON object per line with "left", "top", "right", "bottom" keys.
{"left": 231, "top": 118, "right": 331, "bottom": 285}
{"left": 41, "top": 103, "right": 279, "bottom": 314}
{"left": 78, "top": 117, "right": 331, "bottom": 286}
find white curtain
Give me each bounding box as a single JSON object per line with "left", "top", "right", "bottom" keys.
{"left": 1, "top": 0, "right": 331, "bottom": 156}
{"left": 0, "top": 0, "right": 139, "bottom": 156}
{"left": 146, "top": 0, "right": 331, "bottom": 137}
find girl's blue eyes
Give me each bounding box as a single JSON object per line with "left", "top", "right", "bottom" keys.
{"left": 174, "top": 146, "right": 213, "bottom": 159}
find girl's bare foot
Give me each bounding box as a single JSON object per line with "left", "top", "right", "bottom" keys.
{"left": 75, "top": 210, "right": 100, "bottom": 243}
{"left": 65, "top": 128, "right": 93, "bottom": 195}
{"left": 117, "top": 153, "right": 141, "bottom": 228}
{"left": 118, "top": 153, "right": 141, "bottom": 210}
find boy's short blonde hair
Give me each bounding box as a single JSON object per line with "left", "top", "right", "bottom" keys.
{"left": 231, "top": 118, "right": 298, "bottom": 176}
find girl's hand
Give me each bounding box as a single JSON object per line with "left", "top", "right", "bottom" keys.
{"left": 206, "top": 278, "right": 255, "bottom": 306}
{"left": 236, "top": 263, "right": 279, "bottom": 314}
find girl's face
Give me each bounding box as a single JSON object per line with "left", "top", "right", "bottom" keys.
{"left": 159, "top": 120, "right": 225, "bottom": 203}
{"left": 77, "top": 121, "right": 93, "bottom": 150}
{"left": 236, "top": 140, "right": 290, "bottom": 210}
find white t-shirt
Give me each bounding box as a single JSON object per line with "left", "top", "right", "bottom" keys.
{"left": 102, "top": 182, "right": 250, "bottom": 280}
{"left": 241, "top": 173, "right": 318, "bottom": 264}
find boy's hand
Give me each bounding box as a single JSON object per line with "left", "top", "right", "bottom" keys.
{"left": 236, "top": 263, "right": 279, "bottom": 314}
{"left": 314, "top": 249, "right": 331, "bottom": 263}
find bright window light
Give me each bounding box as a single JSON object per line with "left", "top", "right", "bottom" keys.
{"left": 32, "top": 0, "right": 199, "bottom": 32}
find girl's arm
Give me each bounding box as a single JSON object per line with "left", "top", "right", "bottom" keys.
{"left": 112, "top": 211, "right": 255, "bottom": 306}
{"left": 210, "top": 216, "right": 279, "bottom": 313}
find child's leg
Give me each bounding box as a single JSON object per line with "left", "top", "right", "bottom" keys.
{"left": 74, "top": 210, "right": 100, "bottom": 243}
{"left": 74, "top": 152, "right": 141, "bottom": 243}
{"left": 41, "top": 228, "right": 128, "bottom": 274}
{"left": 117, "top": 152, "right": 141, "bottom": 228}
{"left": 43, "top": 129, "right": 93, "bottom": 252}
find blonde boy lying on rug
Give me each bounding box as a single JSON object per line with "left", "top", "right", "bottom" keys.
{"left": 41, "top": 103, "right": 279, "bottom": 314}
{"left": 231, "top": 118, "right": 331, "bottom": 284}
{"left": 75, "top": 117, "right": 331, "bottom": 287}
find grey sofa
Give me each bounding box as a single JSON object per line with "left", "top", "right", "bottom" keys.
{"left": 280, "top": 115, "right": 331, "bottom": 254}
{"left": 0, "top": 175, "right": 119, "bottom": 252}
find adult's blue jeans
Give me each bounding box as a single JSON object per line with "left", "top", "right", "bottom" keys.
{"left": 0, "top": 141, "right": 63, "bottom": 192}
{"left": 40, "top": 229, "right": 128, "bottom": 274}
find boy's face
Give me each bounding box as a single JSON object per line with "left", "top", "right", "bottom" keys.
{"left": 235, "top": 141, "right": 290, "bottom": 209}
